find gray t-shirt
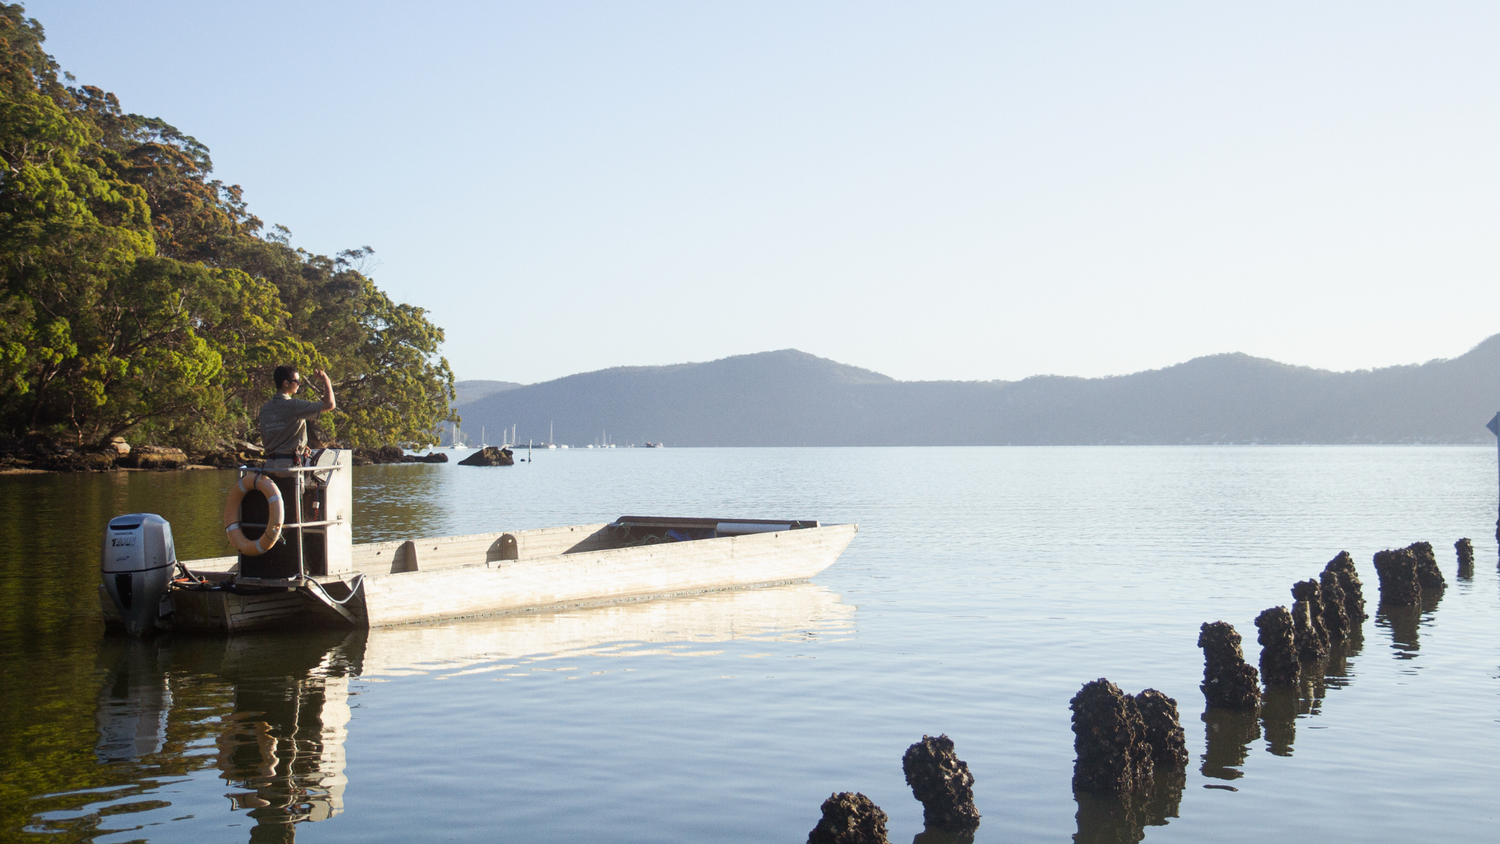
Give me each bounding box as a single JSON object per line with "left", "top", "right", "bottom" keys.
{"left": 258, "top": 394, "right": 324, "bottom": 455}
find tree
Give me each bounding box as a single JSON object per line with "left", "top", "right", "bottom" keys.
{"left": 0, "top": 3, "right": 456, "bottom": 449}
{"left": 0, "top": 5, "right": 155, "bottom": 440}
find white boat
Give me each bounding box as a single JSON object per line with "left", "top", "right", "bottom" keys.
{"left": 99, "top": 451, "right": 857, "bottom": 634}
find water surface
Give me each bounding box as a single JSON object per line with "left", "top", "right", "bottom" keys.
{"left": 2, "top": 447, "right": 1498, "bottom": 842}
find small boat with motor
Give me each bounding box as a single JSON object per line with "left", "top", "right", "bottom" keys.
{"left": 98, "top": 450, "right": 857, "bottom": 634}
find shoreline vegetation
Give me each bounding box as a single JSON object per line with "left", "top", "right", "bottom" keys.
{"left": 1, "top": 6, "right": 458, "bottom": 461}
{"left": 0, "top": 439, "right": 448, "bottom": 475}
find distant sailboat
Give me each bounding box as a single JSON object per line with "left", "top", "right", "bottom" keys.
{"left": 479, "top": 426, "right": 487, "bottom": 448}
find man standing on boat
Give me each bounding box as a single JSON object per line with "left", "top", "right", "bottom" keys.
{"left": 259, "top": 365, "right": 336, "bottom": 471}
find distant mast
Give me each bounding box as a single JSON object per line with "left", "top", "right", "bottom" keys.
{"left": 1489, "top": 412, "right": 1500, "bottom": 541}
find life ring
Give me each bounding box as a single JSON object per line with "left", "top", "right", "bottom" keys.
{"left": 223, "top": 472, "right": 284, "bottom": 556}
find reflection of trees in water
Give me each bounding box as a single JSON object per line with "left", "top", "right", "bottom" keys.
{"left": 350, "top": 464, "right": 448, "bottom": 543}
{"left": 74, "top": 631, "right": 364, "bottom": 843}
{"left": 1072, "top": 770, "right": 1185, "bottom": 844}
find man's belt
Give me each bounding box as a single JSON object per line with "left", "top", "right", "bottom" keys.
{"left": 266, "top": 453, "right": 297, "bottom": 459}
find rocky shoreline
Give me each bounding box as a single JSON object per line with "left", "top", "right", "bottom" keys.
{"left": 0, "top": 439, "right": 448, "bottom": 474}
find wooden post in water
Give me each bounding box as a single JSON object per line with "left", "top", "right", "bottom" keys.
{"left": 1489, "top": 413, "right": 1500, "bottom": 542}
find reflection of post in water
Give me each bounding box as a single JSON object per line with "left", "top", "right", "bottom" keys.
{"left": 1200, "top": 707, "right": 1259, "bottom": 783}
{"left": 912, "top": 826, "right": 977, "bottom": 844}
{"left": 1258, "top": 631, "right": 1362, "bottom": 759}
{"left": 95, "top": 638, "right": 173, "bottom": 762}
{"left": 1258, "top": 687, "right": 1301, "bottom": 757}
{"left": 1325, "top": 627, "right": 1362, "bottom": 676}
{"left": 1072, "top": 771, "right": 1185, "bottom": 844}
{"left": 212, "top": 630, "right": 365, "bottom": 843}
{"left": 1376, "top": 586, "right": 1442, "bottom": 660}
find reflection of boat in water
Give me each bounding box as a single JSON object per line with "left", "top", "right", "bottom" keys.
{"left": 78, "top": 584, "right": 850, "bottom": 840}
{"left": 85, "top": 631, "right": 361, "bottom": 840}
{"left": 100, "top": 451, "right": 857, "bottom": 634}
{"left": 94, "top": 638, "right": 172, "bottom": 763}
{"left": 360, "top": 581, "right": 854, "bottom": 677}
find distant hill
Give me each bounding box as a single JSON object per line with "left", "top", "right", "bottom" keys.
{"left": 448, "top": 338, "right": 1500, "bottom": 446}
{"left": 453, "top": 380, "right": 523, "bottom": 407}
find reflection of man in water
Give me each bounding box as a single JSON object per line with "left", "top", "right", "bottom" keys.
{"left": 259, "top": 366, "right": 336, "bottom": 470}
{"left": 214, "top": 632, "right": 357, "bottom": 837}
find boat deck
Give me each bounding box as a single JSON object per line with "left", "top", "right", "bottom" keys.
{"left": 167, "top": 519, "right": 856, "bottom": 632}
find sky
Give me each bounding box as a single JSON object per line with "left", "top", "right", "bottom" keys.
{"left": 22, "top": 1, "right": 1500, "bottom": 384}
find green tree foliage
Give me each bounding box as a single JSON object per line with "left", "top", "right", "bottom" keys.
{"left": 0, "top": 4, "right": 455, "bottom": 450}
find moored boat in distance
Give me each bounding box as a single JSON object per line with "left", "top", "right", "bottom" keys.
{"left": 99, "top": 451, "right": 857, "bottom": 634}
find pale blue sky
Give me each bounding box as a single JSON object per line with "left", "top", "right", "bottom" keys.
{"left": 24, "top": 1, "right": 1500, "bottom": 383}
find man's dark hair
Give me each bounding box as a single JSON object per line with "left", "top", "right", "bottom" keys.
{"left": 273, "top": 365, "right": 299, "bottom": 390}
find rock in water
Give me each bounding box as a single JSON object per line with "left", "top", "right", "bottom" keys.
{"left": 1254, "top": 606, "right": 1300, "bottom": 688}
{"left": 457, "top": 446, "right": 514, "bottom": 467}
{"left": 1372, "top": 548, "right": 1421, "bottom": 607}
{"left": 1070, "top": 678, "right": 1153, "bottom": 794}
{"left": 1133, "top": 688, "right": 1188, "bottom": 768}
{"left": 121, "top": 445, "right": 187, "bottom": 470}
{"left": 808, "top": 792, "right": 889, "bottom": 844}
{"left": 1323, "top": 551, "right": 1367, "bottom": 624}
{"left": 1317, "top": 570, "right": 1352, "bottom": 643}
{"left": 1406, "top": 541, "right": 1446, "bottom": 591}
{"left": 1198, "top": 622, "right": 1260, "bottom": 710}
{"left": 1456, "top": 538, "right": 1474, "bottom": 578}
{"left": 902, "top": 734, "right": 981, "bottom": 831}
{"left": 1290, "top": 580, "right": 1330, "bottom": 662}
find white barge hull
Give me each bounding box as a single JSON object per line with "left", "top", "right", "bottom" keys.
{"left": 170, "top": 521, "right": 857, "bottom": 633}
{"left": 361, "top": 522, "right": 857, "bottom": 627}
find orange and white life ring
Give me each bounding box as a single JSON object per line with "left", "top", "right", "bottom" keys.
{"left": 223, "top": 473, "right": 284, "bottom": 556}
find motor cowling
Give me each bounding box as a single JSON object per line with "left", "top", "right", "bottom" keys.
{"left": 99, "top": 513, "right": 176, "bottom": 635}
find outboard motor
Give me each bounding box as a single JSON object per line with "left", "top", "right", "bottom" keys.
{"left": 99, "top": 513, "right": 176, "bottom": 635}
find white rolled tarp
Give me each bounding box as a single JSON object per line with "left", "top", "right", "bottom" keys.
{"left": 716, "top": 522, "right": 792, "bottom": 536}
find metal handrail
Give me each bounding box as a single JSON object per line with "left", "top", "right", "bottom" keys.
{"left": 254, "top": 463, "right": 346, "bottom": 474}
{"left": 235, "top": 454, "right": 348, "bottom": 579}
{"left": 236, "top": 517, "right": 344, "bottom": 530}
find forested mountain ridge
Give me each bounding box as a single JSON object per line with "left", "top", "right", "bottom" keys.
{"left": 0, "top": 5, "right": 455, "bottom": 449}
{"left": 454, "top": 338, "right": 1500, "bottom": 446}
{"left": 453, "top": 380, "right": 522, "bottom": 407}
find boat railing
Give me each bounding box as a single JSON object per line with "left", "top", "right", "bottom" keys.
{"left": 233, "top": 454, "right": 350, "bottom": 585}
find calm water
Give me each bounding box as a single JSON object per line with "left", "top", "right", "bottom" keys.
{"left": 2, "top": 447, "right": 1498, "bottom": 842}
